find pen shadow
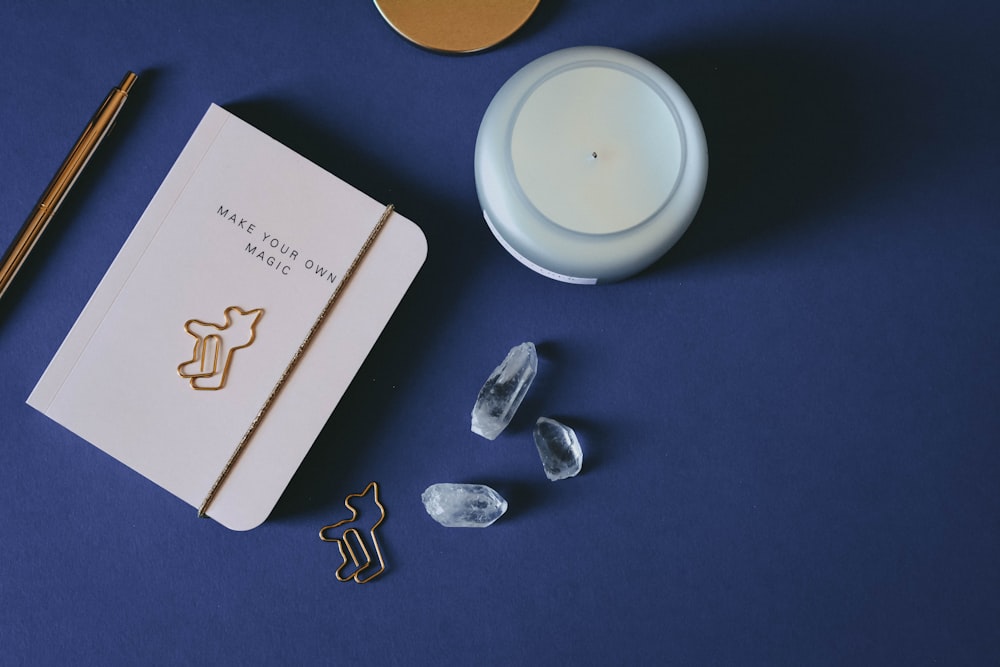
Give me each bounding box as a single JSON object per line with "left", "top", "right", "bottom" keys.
{"left": 0, "top": 68, "right": 165, "bottom": 322}
{"left": 222, "top": 99, "right": 490, "bottom": 521}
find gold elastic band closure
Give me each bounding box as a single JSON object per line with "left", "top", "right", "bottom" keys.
{"left": 198, "top": 204, "right": 396, "bottom": 518}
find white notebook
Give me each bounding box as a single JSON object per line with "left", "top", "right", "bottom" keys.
{"left": 28, "top": 104, "right": 427, "bottom": 530}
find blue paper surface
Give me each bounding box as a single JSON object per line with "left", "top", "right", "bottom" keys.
{"left": 1, "top": 2, "right": 998, "bottom": 664}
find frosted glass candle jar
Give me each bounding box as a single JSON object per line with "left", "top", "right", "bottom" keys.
{"left": 475, "top": 46, "right": 708, "bottom": 283}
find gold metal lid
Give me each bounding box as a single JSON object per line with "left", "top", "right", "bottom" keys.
{"left": 374, "top": 0, "right": 540, "bottom": 54}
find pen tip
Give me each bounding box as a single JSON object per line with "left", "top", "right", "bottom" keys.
{"left": 119, "top": 71, "right": 138, "bottom": 94}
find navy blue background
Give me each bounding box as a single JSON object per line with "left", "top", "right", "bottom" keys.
{"left": 2, "top": 2, "right": 998, "bottom": 664}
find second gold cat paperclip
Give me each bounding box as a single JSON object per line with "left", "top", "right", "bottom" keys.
{"left": 319, "top": 481, "right": 387, "bottom": 584}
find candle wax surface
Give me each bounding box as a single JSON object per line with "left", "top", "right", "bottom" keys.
{"left": 511, "top": 65, "right": 684, "bottom": 235}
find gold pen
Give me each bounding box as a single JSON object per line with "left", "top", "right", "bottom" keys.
{"left": 0, "top": 71, "right": 137, "bottom": 302}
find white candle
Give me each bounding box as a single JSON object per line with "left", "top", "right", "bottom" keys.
{"left": 475, "top": 46, "right": 708, "bottom": 283}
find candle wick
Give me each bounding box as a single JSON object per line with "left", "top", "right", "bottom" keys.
{"left": 592, "top": 151, "right": 598, "bottom": 159}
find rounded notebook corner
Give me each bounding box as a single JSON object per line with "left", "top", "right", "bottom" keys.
{"left": 205, "top": 506, "right": 270, "bottom": 532}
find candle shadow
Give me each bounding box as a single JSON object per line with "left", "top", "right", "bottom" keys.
{"left": 642, "top": 40, "right": 869, "bottom": 270}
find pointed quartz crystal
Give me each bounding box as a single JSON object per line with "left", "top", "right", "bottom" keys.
{"left": 533, "top": 417, "right": 583, "bottom": 481}
{"left": 471, "top": 342, "right": 537, "bottom": 440}
{"left": 421, "top": 483, "right": 508, "bottom": 528}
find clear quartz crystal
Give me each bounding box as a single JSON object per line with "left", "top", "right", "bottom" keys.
{"left": 533, "top": 417, "right": 583, "bottom": 481}
{"left": 471, "top": 342, "right": 537, "bottom": 440}
{"left": 421, "top": 483, "right": 508, "bottom": 528}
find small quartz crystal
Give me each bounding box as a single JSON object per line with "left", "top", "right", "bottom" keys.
{"left": 471, "top": 342, "right": 537, "bottom": 440}
{"left": 533, "top": 417, "right": 583, "bottom": 481}
{"left": 421, "top": 483, "right": 508, "bottom": 528}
